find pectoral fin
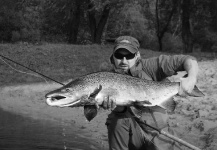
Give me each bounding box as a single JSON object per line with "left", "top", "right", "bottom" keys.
{"left": 133, "top": 100, "right": 152, "bottom": 106}
{"left": 160, "top": 97, "right": 177, "bottom": 112}
{"left": 84, "top": 105, "right": 98, "bottom": 121}
{"left": 83, "top": 85, "right": 102, "bottom": 121}
{"left": 89, "top": 85, "right": 102, "bottom": 98}
{"left": 132, "top": 100, "right": 152, "bottom": 109}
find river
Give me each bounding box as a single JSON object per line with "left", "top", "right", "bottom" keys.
{"left": 0, "top": 108, "right": 101, "bottom": 150}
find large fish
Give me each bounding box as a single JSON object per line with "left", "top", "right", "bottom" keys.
{"left": 45, "top": 72, "right": 204, "bottom": 121}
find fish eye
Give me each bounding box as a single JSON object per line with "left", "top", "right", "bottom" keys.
{"left": 62, "top": 88, "right": 71, "bottom": 92}
{"left": 66, "top": 88, "right": 71, "bottom": 92}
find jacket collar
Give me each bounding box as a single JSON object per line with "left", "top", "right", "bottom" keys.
{"left": 129, "top": 59, "right": 152, "bottom": 80}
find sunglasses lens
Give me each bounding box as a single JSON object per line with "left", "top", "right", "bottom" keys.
{"left": 126, "top": 53, "right": 136, "bottom": 59}
{"left": 114, "top": 53, "right": 123, "bottom": 59}
{"left": 114, "top": 53, "right": 135, "bottom": 60}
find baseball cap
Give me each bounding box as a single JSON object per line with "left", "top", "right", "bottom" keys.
{"left": 113, "top": 36, "right": 140, "bottom": 54}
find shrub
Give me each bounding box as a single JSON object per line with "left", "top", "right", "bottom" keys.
{"left": 139, "top": 31, "right": 158, "bottom": 51}
{"left": 20, "top": 28, "right": 29, "bottom": 41}
{"left": 11, "top": 31, "right": 21, "bottom": 42}
{"left": 162, "top": 33, "right": 183, "bottom": 52}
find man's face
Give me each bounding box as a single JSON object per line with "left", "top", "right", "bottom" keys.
{"left": 113, "top": 48, "right": 138, "bottom": 72}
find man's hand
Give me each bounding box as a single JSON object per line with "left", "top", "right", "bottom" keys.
{"left": 180, "top": 58, "right": 198, "bottom": 95}
{"left": 101, "top": 96, "right": 116, "bottom": 110}
{"left": 179, "top": 76, "right": 197, "bottom": 95}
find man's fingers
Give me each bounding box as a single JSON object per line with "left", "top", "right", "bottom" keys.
{"left": 110, "top": 99, "right": 116, "bottom": 110}
{"left": 102, "top": 96, "right": 110, "bottom": 109}
{"left": 180, "top": 77, "right": 195, "bottom": 93}
{"left": 102, "top": 97, "right": 107, "bottom": 109}
{"left": 101, "top": 96, "right": 116, "bottom": 110}
{"left": 107, "top": 98, "right": 112, "bottom": 109}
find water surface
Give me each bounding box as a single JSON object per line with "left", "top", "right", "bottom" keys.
{"left": 0, "top": 108, "right": 101, "bottom": 150}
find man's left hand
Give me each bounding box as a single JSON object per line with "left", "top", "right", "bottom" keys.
{"left": 179, "top": 76, "right": 197, "bottom": 95}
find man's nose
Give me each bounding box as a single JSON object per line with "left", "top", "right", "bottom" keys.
{"left": 121, "top": 57, "right": 127, "bottom": 63}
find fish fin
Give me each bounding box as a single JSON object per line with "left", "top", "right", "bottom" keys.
{"left": 181, "top": 74, "right": 204, "bottom": 97}
{"left": 160, "top": 97, "right": 177, "bottom": 112}
{"left": 133, "top": 100, "right": 152, "bottom": 107}
{"left": 187, "top": 85, "right": 204, "bottom": 97}
{"left": 84, "top": 105, "right": 98, "bottom": 122}
{"left": 89, "top": 85, "right": 102, "bottom": 98}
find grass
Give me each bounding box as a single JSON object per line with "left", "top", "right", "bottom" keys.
{"left": 0, "top": 43, "right": 216, "bottom": 86}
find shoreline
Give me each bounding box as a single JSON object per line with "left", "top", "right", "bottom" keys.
{"left": 0, "top": 60, "right": 217, "bottom": 149}
{"left": 0, "top": 83, "right": 110, "bottom": 149}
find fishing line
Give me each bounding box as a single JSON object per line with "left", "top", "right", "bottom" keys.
{"left": 0, "top": 53, "right": 65, "bottom": 86}
{"left": 0, "top": 56, "right": 49, "bottom": 85}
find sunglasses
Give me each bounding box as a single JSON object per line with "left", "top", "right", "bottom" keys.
{"left": 114, "top": 52, "right": 136, "bottom": 60}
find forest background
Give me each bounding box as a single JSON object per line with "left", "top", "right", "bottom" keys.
{"left": 1, "top": 0, "right": 217, "bottom": 53}
{"left": 1, "top": 1, "right": 217, "bottom": 149}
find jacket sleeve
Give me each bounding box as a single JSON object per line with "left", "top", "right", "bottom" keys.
{"left": 158, "top": 54, "right": 197, "bottom": 77}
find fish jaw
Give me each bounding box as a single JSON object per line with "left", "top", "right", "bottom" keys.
{"left": 45, "top": 91, "right": 100, "bottom": 107}
{"left": 46, "top": 93, "right": 81, "bottom": 107}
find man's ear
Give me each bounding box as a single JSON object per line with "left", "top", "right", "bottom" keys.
{"left": 136, "top": 52, "right": 141, "bottom": 59}
{"left": 110, "top": 54, "right": 115, "bottom": 65}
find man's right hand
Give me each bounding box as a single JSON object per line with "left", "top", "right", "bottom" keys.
{"left": 101, "top": 96, "right": 116, "bottom": 110}
{"left": 101, "top": 97, "right": 128, "bottom": 113}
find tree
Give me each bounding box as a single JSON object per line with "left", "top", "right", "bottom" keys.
{"left": 68, "top": 0, "right": 83, "bottom": 44}
{"left": 87, "top": 0, "right": 111, "bottom": 43}
{"left": 43, "top": 0, "right": 78, "bottom": 43}
{"left": 181, "top": 0, "right": 193, "bottom": 53}
{"left": 43, "top": 0, "right": 113, "bottom": 44}
{"left": 0, "top": 0, "right": 22, "bottom": 42}
{"left": 155, "top": 0, "right": 178, "bottom": 51}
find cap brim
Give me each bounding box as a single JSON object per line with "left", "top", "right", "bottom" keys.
{"left": 114, "top": 45, "right": 137, "bottom": 53}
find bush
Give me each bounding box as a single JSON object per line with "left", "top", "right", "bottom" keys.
{"left": 193, "top": 29, "right": 217, "bottom": 52}
{"left": 162, "top": 33, "right": 183, "bottom": 52}
{"left": 11, "top": 31, "right": 21, "bottom": 42}
{"left": 29, "top": 29, "right": 41, "bottom": 43}
{"left": 139, "top": 31, "right": 158, "bottom": 50}
{"left": 20, "top": 28, "right": 41, "bottom": 43}
{"left": 20, "top": 28, "right": 29, "bottom": 41}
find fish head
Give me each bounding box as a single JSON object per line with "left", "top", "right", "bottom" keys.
{"left": 46, "top": 78, "right": 103, "bottom": 121}
{"left": 45, "top": 79, "right": 97, "bottom": 107}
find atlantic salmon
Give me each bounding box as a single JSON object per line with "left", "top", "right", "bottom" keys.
{"left": 45, "top": 72, "right": 204, "bottom": 121}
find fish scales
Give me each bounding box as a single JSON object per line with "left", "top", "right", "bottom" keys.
{"left": 46, "top": 72, "right": 180, "bottom": 107}
{"left": 45, "top": 72, "right": 204, "bottom": 121}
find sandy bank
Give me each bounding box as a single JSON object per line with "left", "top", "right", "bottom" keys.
{"left": 0, "top": 60, "right": 217, "bottom": 149}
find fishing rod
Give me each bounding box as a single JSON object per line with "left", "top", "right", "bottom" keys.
{"left": 0, "top": 54, "right": 65, "bottom": 86}
{"left": 144, "top": 123, "right": 201, "bottom": 150}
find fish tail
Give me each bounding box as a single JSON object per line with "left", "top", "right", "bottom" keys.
{"left": 180, "top": 74, "right": 204, "bottom": 97}
{"left": 189, "top": 85, "right": 204, "bottom": 97}
{"left": 179, "top": 85, "right": 204, "bottom": 97}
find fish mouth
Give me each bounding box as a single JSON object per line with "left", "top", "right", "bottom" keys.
{"left": 46, "top": 95, "right": 81, "bottom": 107}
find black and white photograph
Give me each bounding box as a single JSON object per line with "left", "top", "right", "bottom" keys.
{"left": 0, "top": 0, "right": 217, "bottom": 150}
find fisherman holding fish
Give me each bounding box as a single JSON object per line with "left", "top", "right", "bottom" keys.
{"left": 45, "top": 36, "right": 203, "bottom": 150}
{"left": 102, "top": 36, "right": 199, "bottom": 150}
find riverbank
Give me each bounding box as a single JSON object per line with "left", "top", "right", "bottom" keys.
{"left": 0, "top": 43, "right": 217, "bottom": 149}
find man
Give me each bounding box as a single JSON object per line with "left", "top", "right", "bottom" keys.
{"left": 101, "top": 36, "right": 199, "bottom": 150}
